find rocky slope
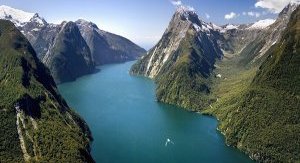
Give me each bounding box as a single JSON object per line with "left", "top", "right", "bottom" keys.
{"left": 76, "top": 19, "right": 146, "bottom": 65}
{"left": 43, "top": 21, "right": 95, "bottom": 84}
{"left": 238, "top": 2, "right": 299, "bottom": 66}
{"left": 0, "top": 20, "right": 94, "bottom": 162}
{"left": 131, "top": 6, "right": 223, "bottom": 110}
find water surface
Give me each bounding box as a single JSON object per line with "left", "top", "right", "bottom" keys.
{"left": 58, "top": 61, "right": 252, "bottom": 163}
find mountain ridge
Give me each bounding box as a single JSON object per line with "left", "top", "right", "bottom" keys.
{"left": 0, "top": 5, "right": 146, "bottom": 84}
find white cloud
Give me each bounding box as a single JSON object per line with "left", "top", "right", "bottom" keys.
{"left": 205, "top": 13, "right": 210, "bottom": 19}
{"left": 255, "top": 0, "right": 299, "bottom": 13}
{"left": 170, "top": 0, "right": 195, "bottom": 12}
{"left": 224, "top": 12, "right": 238, "bottom": 20}
{"left": 171, "top": 0, "right": 182, "bottom": 6}
{"left": 247, "top": 11, "right": 261, "bottom": 18}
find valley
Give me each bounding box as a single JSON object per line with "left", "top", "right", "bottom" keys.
{"left": 0, "top": 1, "right": 299, "bottom": 162}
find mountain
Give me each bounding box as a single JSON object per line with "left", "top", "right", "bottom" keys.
{"left": 132, "top": 2, "right": 300, "bottom": 162}
{"left": 0, "top": 5, "right": 145, "bottom": 83}
{"left": 131, "top": 6, "right": 222, "bottom": 110}
{"left": 131, "top": 3, "right": 298, "bottom": 111}
{"left": 0, "top": 5, "right": 51, "bottom": 59}
{"left": 205, "top": 6, "right": 300, "bottom": 162}
{"left": 43, "top": 21, "right": 95, "bottom": 84}
{"left": 0, "top": 20, "right": 94, "bottom": 162}
{"left": 76, "top": 19, "right": 146, "bottom": 65}
{"left": 238, "top": 2, "right": 299, "bottom": 66}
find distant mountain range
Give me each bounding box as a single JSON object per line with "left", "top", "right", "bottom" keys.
{"left": 0, "top": 5, "right": 146, "bottom": 83}
{"left": 131, "top": 2, "right": 300, "bottom": 162}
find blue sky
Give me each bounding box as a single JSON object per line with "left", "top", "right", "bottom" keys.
{"left": 0, "top": 0, "right": 292, "bottom": 49}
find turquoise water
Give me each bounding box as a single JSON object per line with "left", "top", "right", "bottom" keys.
{"left": 58, "top": 61, "right": 253, "bottom": 163}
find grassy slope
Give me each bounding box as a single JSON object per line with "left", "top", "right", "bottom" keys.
{"left": 204, "top": 7, "right": 300, "bottom": 162}
{"left": 0, "top": 20, "right": 94, "bottom": 162}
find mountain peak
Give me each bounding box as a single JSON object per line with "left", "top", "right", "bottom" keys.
{"left": 174, "top": 5, "right": 198, "bottom": 21}
{"left": 0, "top": 5, "right": 35, "bottom": 26}
{"left": 175, "top": 5, "right": 196, "bottom": 14}
{"left": 290, "top": 0, "right": 300, "bottom": 6}
{"left": 75, "top": 19, "right": 99, "bottom": 29}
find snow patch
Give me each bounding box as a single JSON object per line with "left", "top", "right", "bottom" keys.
{"left": 225, "top": 24, "right": 239, "bottom": 30}
{"left": 212, "top": 23, "right": 222, "bottom": 30}
{"left": 32, "top": 28, "right": 40, "bottom": 32}
{"left": 220, "top": 24, "right": 239, "bottom": 33}
{"left": 247, "top": 19, "right": 275, "bottom": 30}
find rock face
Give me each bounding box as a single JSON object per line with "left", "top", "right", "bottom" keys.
{"left": 76, "top": 19, "right": 146, "bottom": 65}
{"left": 0, "top": 5, "right": 146, "bottom": 83}
{"left": 21, "top": 15, "right": 59, "bottom": 60}
{"left": 43, "top": 21, "right": 95, "bottom": 84}
{"left": 131, "top": 6, "right": 223, "bottom": 110}
{"left": 0, "top": 20, "right": 94, "bottom": 162}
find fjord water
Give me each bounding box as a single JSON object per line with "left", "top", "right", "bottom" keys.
{"left": 58, "top": 61, "right": 252, "bottom": 163}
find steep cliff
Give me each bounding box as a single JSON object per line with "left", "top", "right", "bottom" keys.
{"left": 43, "top": 21, "right": 95, "bottom": 84}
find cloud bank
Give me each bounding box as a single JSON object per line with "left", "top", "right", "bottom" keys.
{"left": 255, "top": 0, "right": 299, "bottom": 13}
{"left": 244, "top": 11, "right": 261, "bottom": 18}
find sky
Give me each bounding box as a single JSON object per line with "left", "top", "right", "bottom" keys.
{"left": 0, "top": 0, "right": 296, "bottom": 49}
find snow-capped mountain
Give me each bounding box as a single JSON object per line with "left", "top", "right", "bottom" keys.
{"left": 131, "top": 5, "right": 223, "bottom": 110}
{"left": 0, "top": 5, "right": 47, "bottom": 28}
{"left": 131, "top": 2, "right": 299, "bottom": 111}
{"left": 0, "top": 5, "right": 145, "bottom": 83}
{"left": 131, "top": 5, "right": 222, "bottom": 78}
{"left": 239, "top": 2, "right": 300, "bottom": 64}
{"left": 0, "top": 5, "right": 35, "bottom": 26}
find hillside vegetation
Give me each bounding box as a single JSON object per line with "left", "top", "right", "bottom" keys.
{"left": 204, "top": 7, "right": 300, "bottom": 162}
{"left": 0, "top": 20, "right": 94, "bottom": 162}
